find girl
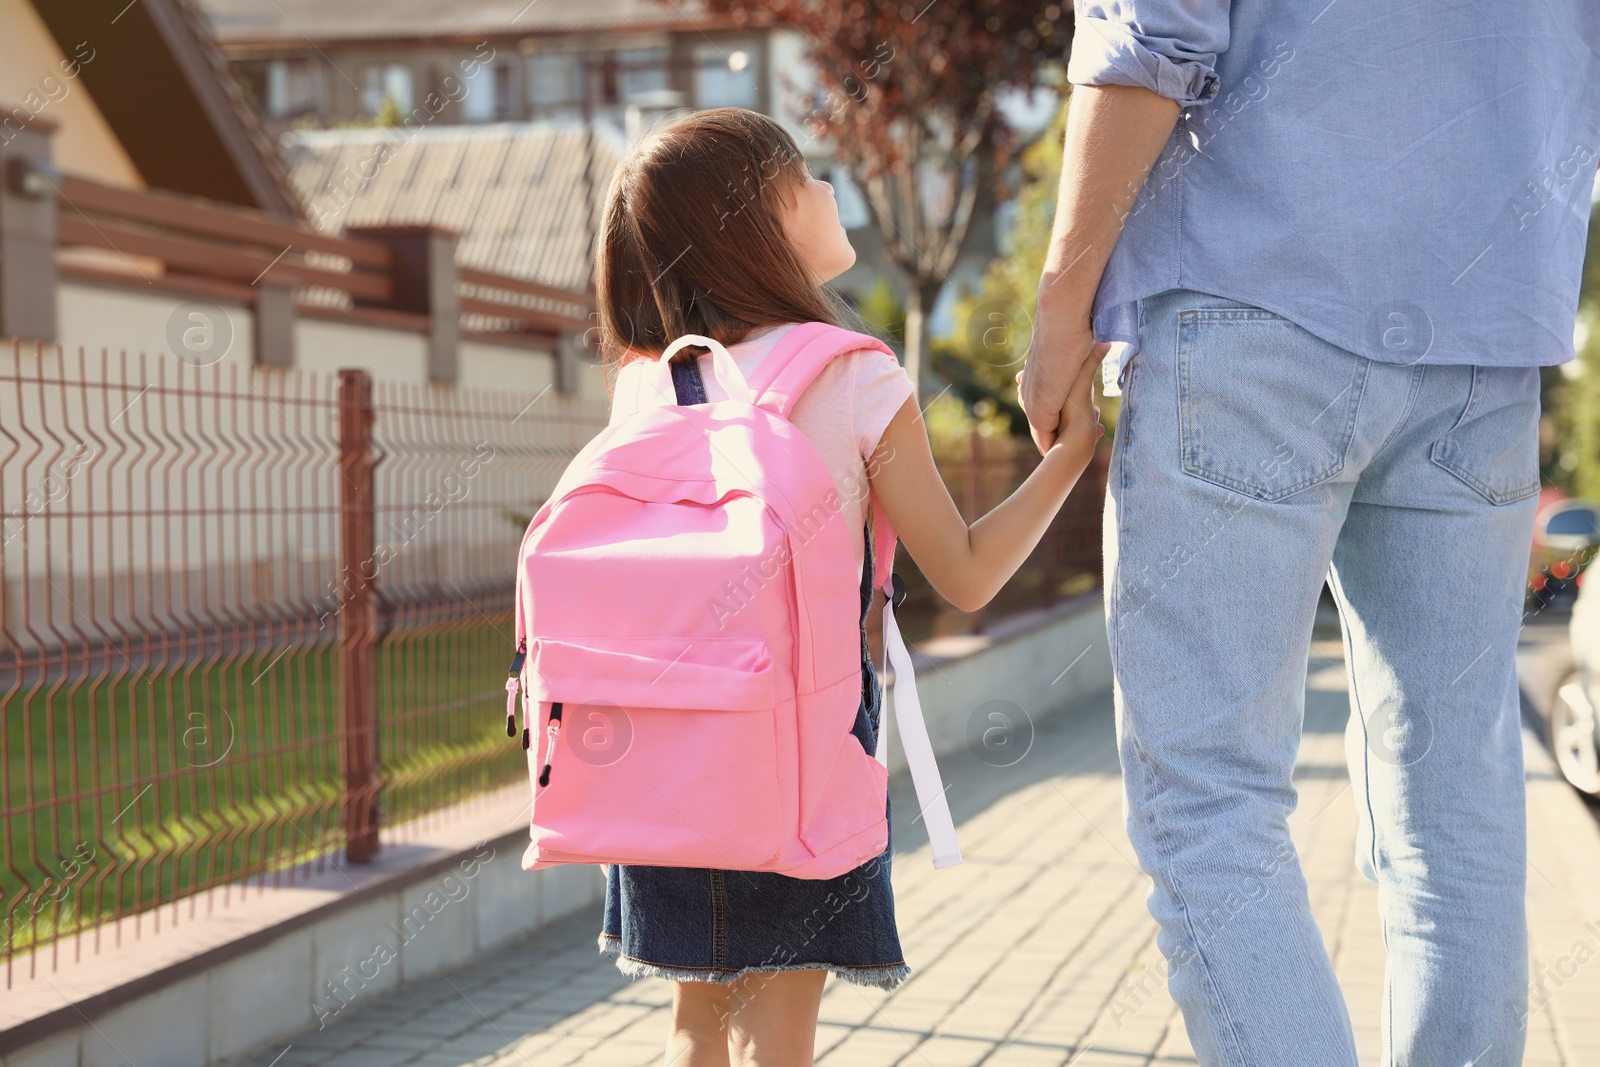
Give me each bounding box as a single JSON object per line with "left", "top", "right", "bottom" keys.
{"left": 594, "top": 108, "right": 1102, "bottom": 1067}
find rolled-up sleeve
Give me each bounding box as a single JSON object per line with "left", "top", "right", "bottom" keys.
{"left": 1067, "top": 1, "right": 1230, "bottom": 107}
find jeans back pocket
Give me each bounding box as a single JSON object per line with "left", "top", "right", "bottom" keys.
{"left": 1177, "top": 310, "right": 1368, "bottom": 502}
{"left": 1429, "top": 366, "right": 1541, "bottom": 506}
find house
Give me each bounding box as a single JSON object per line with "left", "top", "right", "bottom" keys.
{"left": 285, "top": 122, "right": 624, "bottom": 296}
{"left": 201, "top": 0, "right": 787, "bottom": 136}
{"left": 6, "top": 0, "right": 298, "bottom": 214}
{"left": 196, "top": 0, "right": 922, "bottom": 314}
{"left": 0, "top": 0, "right": 600, "bottom": 394}
{"left": 196, "top": 0, "right": 1029, "bottom": 370}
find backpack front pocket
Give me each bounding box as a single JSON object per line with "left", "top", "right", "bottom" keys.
{"left": 525, "top": 636, "right": 789, "bottom": 870}
{"left": 527, "top": 636, "right": 777, "bottom": 710}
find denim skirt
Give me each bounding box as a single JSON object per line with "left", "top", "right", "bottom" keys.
{"left": 599, "top": 532, "right": 907, "bottom": 990}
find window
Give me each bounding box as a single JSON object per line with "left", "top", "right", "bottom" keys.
{"left": 693, "top": 42, "right": 759, "bottom": 109}
{"left": 267, "top": 61, "right": 288, "bottom": 116}
{"left": 265, "top": 58, "right": 319, "bottom": 117}
{"left": 462, "top": 61, "right": 515, "bottom": 121}
{"left": 830, "top": 166, "right": 871, "bottom": 230}
{"left": 462, "top": 63, "right": 493, "bottom": 121}
{"left": 494, "top": 64, "right": 514, "bottom": 119}
{"left": 528, "top": 48, "right": 674, "bottom": 113}
{"left": 618, "top": 47, "right": 668, "bottom": 102}
{"left": 465, "top": 62, "right": 517, "bottom": 121}
{"left": 528, "top": 52, "right": 583, "bottom": 110}
{"left": 361, "top": 64, "right": 412, "bottom": 116}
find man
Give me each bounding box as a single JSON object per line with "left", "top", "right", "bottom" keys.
{"left": 1019, "top": 2, "right": 1600, "bottom": 1064}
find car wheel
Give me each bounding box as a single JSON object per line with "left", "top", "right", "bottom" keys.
{"left": 1549, "top": 671, "right": 1600, "bottom": 796}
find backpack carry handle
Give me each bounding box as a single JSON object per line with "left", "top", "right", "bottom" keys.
{"left": 657, "top": 334, "right": 753, "bottom": 404}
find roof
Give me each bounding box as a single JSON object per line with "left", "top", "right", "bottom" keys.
{"left": 27, "top": 0, "right": 302, "bottom": 219}
{"left": 202, "top": 0, "right": 711, "bottom": 45}
{"left": 285, "top": 122, "right": 625, "bottom": 291}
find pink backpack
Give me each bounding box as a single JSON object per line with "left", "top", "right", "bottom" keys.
{"left": 507, "top": 323, "right": 961, "bottom": 879}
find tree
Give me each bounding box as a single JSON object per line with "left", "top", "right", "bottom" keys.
{"left": 939, "top": 95, "right": 1069, "bottom": 435}
{"left": 702, "top": 0, "right": 1073, "bottom": 395}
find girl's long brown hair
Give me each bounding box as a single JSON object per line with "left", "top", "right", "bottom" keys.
{"left": 595, "top": 108, "right": 848, "bottom": 370}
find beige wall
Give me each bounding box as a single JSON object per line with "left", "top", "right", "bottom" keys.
{"left": 56, "top": 281, "right": 248, "bottom": 363}
{"left": 0, "top": 0, "right": 143, "bottom": 187}
{"left": 0, "top": 282, "right": 605, "bottom": 643}
{"left": 51, "top": 279, "right": 611, "bottom": 397}
{"left": 295, "top": 315, "right": 429, "bottom": 382}
{"left": 458, "top": 338, "right": 556, "bottom": 395}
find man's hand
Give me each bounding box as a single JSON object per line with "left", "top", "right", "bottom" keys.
{"left": 1048, "top": 347, "right": 1107, "bottom": 463}
{"left": 1018, "top": 297, "right": 1110, "bottom": 454}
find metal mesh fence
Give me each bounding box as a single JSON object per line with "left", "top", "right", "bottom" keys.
{"left": 0, "top": 344, "right": 608, "bottom": 984}
{"left": 0, "top": 343, "right": 1103, "bottom": 984}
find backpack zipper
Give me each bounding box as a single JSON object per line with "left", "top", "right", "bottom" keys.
{"left": 537, "top": 703, "right": 563, "bottom": 785}
{"left": 506, "top": 641, "right": 526, "bottom": 738}
{"left": 505, "top": 640, "right": 559, "bottom": 784}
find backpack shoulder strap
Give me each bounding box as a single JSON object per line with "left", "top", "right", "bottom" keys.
{"left": 747, "top": 322, "right": 894, "bottom": 420}
{"left": 754, "top": 324, "right": 957, "bottom": 868}
{"left": 748, "top": 322, "right": 901, "bottom": 591}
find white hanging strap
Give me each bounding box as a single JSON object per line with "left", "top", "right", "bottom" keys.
{"left": 656, "top": 334, "right": 753, "bottom": 404}
{"left": 875, "top": 584, "right": 962, "bottom": 869}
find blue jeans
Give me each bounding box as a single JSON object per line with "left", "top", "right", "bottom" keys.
{"left": 1106, "top": 290, "right": 1540, "bottom": 1066}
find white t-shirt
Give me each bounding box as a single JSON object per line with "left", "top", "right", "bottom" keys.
{"left": 609, "top": 324, "right": 914, "bottom": 580}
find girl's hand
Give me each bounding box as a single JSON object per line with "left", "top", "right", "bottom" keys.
{"left": 1040, "top": 351, "right": 1105, "bottom": 470}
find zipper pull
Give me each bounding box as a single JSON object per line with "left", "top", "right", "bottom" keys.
{"left": 507, "top": 642, "right": 526, "bottom": 739}
{"left": 537, "top": 702, "right": 563, "bottom": 785}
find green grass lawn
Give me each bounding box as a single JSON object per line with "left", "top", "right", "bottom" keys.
{"left": 2, "top": 556, "right": 1097, "bottom": 959}
{"left": 2, "top": 613, "right": 522, "bottom": 957}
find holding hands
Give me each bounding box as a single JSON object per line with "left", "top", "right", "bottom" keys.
{"left": 1017, "top": 298, "right": 1108, "bottom": 459}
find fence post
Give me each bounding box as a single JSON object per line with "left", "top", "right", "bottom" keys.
{"left": 0, "top": 113, "right": 60, "bottom": 342}
{"left": 349, "top": 225, "right": 461, "bottom": 384}
{"left": 556, "top": 329, "right": 587, "bottom": 394}
{"left": 338, "top": 369, "right": 380, "bottom": 862}
{"left": 254, "top": 282, "right": 296, "bottom": 367}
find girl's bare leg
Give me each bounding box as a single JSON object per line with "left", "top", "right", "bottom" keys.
{"left": 668, "top": 982, "right": 732, "bottom": 1067}
{"left": 727, "top": 969, "right": 827, "bottom": 1067}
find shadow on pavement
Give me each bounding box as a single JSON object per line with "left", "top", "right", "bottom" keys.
{"left": 888, "top": 685, "right": 1122, "bottom": 861}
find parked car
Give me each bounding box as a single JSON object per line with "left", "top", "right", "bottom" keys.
{"left": 1537, "top": 498, "right": 1600, "bottom": 794}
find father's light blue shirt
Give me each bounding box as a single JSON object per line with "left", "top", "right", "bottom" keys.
{"left": 1069, "top": 0, "right": 1600, "bottom": 374}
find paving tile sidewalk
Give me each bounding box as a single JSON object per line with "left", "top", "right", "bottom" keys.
{"left": 233, "top": 638, "right": 1600, "bottom": 1067}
